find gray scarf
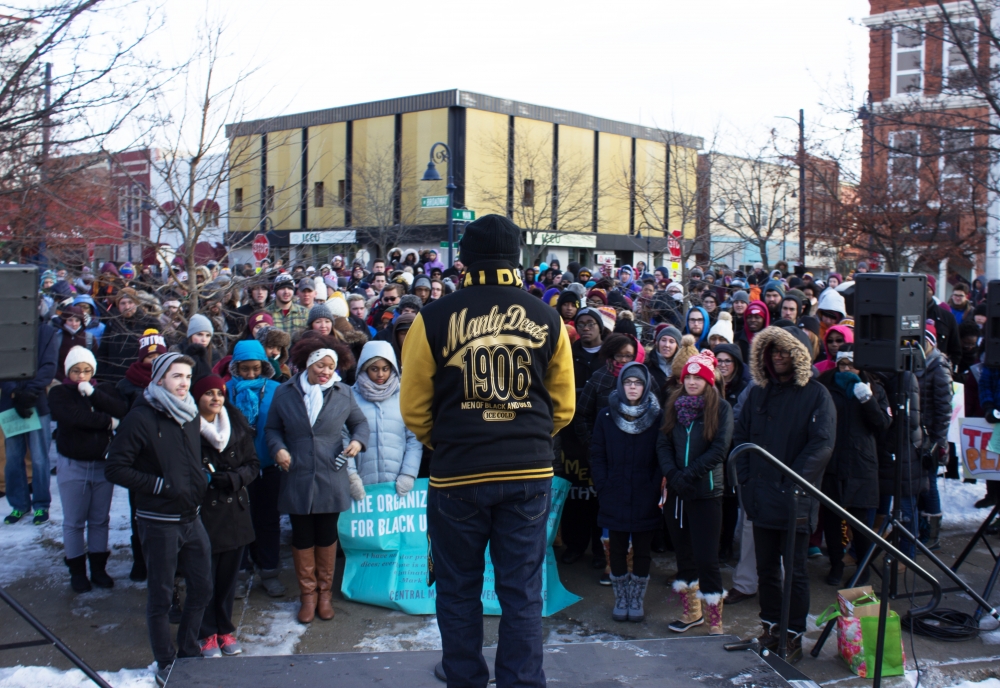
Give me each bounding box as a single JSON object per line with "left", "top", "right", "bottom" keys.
{"left": 355, "top": 370, "right": 400, "bottom": 403}
{"left": 608, "top": 390, "right": 660, "bottom": 435}
{"left": 144, "top": 383, "right": 198, "bottom": 425}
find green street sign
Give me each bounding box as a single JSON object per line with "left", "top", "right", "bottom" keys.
{"left": 452, "top": 209, "right": 475, "bottom": 222}
{"left": 421, "top": 196, "right": 449, "bottom": 208}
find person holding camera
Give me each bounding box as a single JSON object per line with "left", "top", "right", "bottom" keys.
{"left": 264, "top": 335, "right": 369, "bottom": 624}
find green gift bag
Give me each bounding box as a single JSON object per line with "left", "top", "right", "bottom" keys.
{"left": 816, "top": 604, "right": 906, "bottom": 677}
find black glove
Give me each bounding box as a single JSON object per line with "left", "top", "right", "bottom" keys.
{"left": 985, "top": 405, "right": 1000, "bottom": 424}
{"left": 210, "top": 471, "right": 238, "bottom": 493}
{"left": 11, "top": 390, "right": 39, "bottom": 419}
{"left": 669, "top": 470, "right": 696, "bottom": 500}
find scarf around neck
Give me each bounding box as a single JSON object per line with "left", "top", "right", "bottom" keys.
{"left": 355, "top": 370, "right": 400, "bottom": 403}
{"left": 200, "top": 407, "right": 231, "bottom": 452}
{"left": 230, "top": 376, "right": 268, "bottom": 427}
{"left": 299, "top": 371, "right": 335, "bottom": 427}
{"left": 675, "top": 395, "right": 705, "bottom": 428}
{"left": 144, "top": 383, "right": 198, "bottom": 425}
{"left": 125, "top": 360, "right": 153, "bottom": 387}
{"left": 608, "top": 390, "right": 660, "bottom": 434}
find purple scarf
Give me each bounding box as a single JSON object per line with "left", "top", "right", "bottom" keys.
{"left": 675, "top": 395, "right": 705, "bottom": 428}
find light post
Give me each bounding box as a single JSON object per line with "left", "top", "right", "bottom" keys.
{"left": 421, "top": 142, "right": 457, "bottom": 266}
{"left": 776, "top": 110, "right": 807, "bottom": 269}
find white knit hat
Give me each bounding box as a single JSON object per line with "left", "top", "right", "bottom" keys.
{"left": 327, "top": 294, "right": 349, "bottom": 318}
{"left": 707, "top": 311, "right": 734, "bottom": 343}
{"left": 64, "top": 345, "right": 97, "bottom": 375}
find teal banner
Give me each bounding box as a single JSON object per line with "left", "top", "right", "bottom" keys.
{"left": 339, "top": 476, "right": 580, "bottom": 616}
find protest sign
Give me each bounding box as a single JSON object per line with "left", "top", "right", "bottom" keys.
{"left": 0, "top": 408, "right": 41, "bottom": 438}
{"left": 339, "top": 476, "right": 581, "bottom": 616}
{"left": 958, "top": 416, "right": 1000, "bottom": 481}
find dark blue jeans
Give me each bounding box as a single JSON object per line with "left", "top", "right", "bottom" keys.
{"left": 428, "top": 480, "right": 550, "bottom": 688}
{"left": 876, "top": 494, "right": 917, "bottom": 559}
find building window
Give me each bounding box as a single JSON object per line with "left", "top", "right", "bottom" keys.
{"left": 522, "top": 179, "right": 535, "bottom": 207}
{"left": 314, "top": 181, "right": 324, "bottom": 208}
{"left": 715, "top": 197, "right": 726, "bottom": 223}
{"left": 945, "top": 20, "right": 977, "bottom": 91}
{"left": 891, "top": 27, "right": 923, "bottom": 96}
{"left": 233, "top": 188, "right": 243, "bottom": 212}
{"left": 940, "top": 129, "right": 973, "bottom": 201}
{"left": 338, "top": 179, "right": 346, "bottom": 206}
{"left": 265, "top": 185, "right": 275, "bottom": 213}
{"left": 888, "top": 131, "right": 920, "bottom": 202}
{"left": 733, "top": 200, "right": 744, "bottom": 227}
{"left": 759, "top": 204, "right": 769, "bottom": 228}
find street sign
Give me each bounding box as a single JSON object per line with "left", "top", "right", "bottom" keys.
{"left": 421, "top": 196, "right": 449, "bottom": 208}
{"left": 668, "top": 237, "right": 681, "bottom": 258}
{"left": 252, "top": 234, "right": 270, "bottom": 262}
{"left": 452, "top": 209, "right": 475, "bottom": 222}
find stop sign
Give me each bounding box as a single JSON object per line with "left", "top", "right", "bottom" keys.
{"left": 252, "top": 234, "right": 270, "bottom": 262}
{"left": 667, "top": 230, "right": 682, "bottom": 258}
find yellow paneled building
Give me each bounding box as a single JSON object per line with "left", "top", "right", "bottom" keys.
{"left": 226, "top": 90, "right": 702, "bottom": 268}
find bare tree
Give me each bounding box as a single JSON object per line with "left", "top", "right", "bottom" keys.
{"left": 0, "top": 0, "right": 166, "bottom": 264}
{"left": 469, "top": 128, "right": 599, "bottom": 265}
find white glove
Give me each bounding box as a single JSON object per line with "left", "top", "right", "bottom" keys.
{"left": 110, "top": 417, "right": 120, "bottom": 431}
{"left": 78, "top": 381, "right": 94, "bottom": 397}
{"left": 396, "top": 474, "right": 415, "bottom": 496}
{"left": 349, "top": 472, "right": 367, "bottom": 501}
{"left": 990, "top": 408, "right": 1000, "bottom": 423}
{"left": 853, "top": 382, "right": 873, "bottom": 403}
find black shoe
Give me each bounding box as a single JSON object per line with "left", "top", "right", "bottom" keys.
{"left": 65, "top": 555, "right": 92, "bottom": 593}
{"left": 825, "top": 564, "right": 844, "bottom": 587}
{"left": 725, "top": 587, "right": 756, "bottom": 605}
{"left": 560, "top": 549, "right": 584, "bottom": 565}
{"left": 591, "top": 552, "right": 606, "bottom": 569}
{"left": 975, "top": 495, "right": 997, "bottom": 509}
{"left": 88, "top": 551, "right": 114, "bottom": 588}
{"left": 599, "top": 571, "right": 611, "bottom": 586}
{"left": 784, "top": 631, "right": 804, "bottom": 664}
{"left": 155, "top": 662, "right": 172, "bottom": 687}
{"left": 168, "top": 583, "right": 182, "bottom": 624}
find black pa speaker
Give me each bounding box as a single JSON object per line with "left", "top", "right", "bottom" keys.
{"left": 0, "top": 266, "right": 39, "bottom": 381}
{"left": 854, "top": 273, "right": 926, "bottom": 373}
{"left": 986, "top": 280, "right": 1000, "bottom": 367}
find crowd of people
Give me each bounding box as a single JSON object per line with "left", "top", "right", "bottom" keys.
{"left": 1, "top": 237, "right": 991, "bottom": 682}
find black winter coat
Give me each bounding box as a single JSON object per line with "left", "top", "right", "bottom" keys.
{"left": 572, "top": 339, "right": 604, "bottom": 393}
{"left": 116, "top": 376, "right": 145, "bottom": 409}
{"left": 876, "top": 371, "right": 925, "bottom": 498}
{"left": 657, "top": 399, "right": 733, "bottom": 501}
{"left": 199, "top": 404, "right": 259, "bottom": 553}
{"left": 590, "top": 408, "right": 663, "bottom": 531}
{"left": 917, "top": 348, "right": 953, "bottom": 448}
{"left": 819, "top": 370, "right": 892, "bottom": 509}
{"left": 49, "top": 382, "right": 129, "bottom": 461}
{"left": 105, "top": 397, "right": 207, "bottom": 523}
{"left": 733, "top": 327, "right": 836, "bottom": 532}
{"left": 927, "top": 300, "right": 961, "bottom": 368}
{"left": 575, "top": 365, "right": 659, "bottom": 446}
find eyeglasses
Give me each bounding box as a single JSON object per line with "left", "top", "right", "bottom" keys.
{"left": 717, "top": 359, "right": 734, "bottom": 366}
{"left": 771, "top": 348, "right": 793, "bottom": 358}
{"left": 576, "top": 320, "right": 597, "bottom": 329}
{"left": 688, "top": 317, "right": 704, "bottom": 324}
{"left": 613, "top": 353, "right": 635, "bottom": 363}
{"left": 382, "top": 295, "right": 398, "bottom": 303}
{"left": 622, "top": 379, "right": 644, "bottom": 387}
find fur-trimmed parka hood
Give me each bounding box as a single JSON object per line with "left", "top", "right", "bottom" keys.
{"left": 748, "top": 325, "right": 812, "bottom": 388}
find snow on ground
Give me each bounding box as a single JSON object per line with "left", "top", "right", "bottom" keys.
{"left": 940, "top": 479, "right": 991, "bottom": 532}
{"left": 238, "top": 601, "right": 308, "bottom": 657}
{"left": 0, "top": 664, "right": 156, "bottom": 688}
{"left": 354, "top": 616, "right": 442, "bottom": 652}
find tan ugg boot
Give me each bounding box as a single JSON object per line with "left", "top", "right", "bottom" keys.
{"left": 701, "top": 591, "right": 726, "bottom": 635}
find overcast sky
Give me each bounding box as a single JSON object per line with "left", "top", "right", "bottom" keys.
{"left": 108, "top": 0, "right": 873, "bottom": 155}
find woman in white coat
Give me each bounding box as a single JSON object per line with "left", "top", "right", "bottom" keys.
{"left": 347, "top": 341, "right": 422, "bottom": 499}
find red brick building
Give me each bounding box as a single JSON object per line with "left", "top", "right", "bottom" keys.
{"left": 860, "top": 0, "right": 989, "bottom": 278}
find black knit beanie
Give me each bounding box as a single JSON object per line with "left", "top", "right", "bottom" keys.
{"left": 459, "top": 214, "right": 522, "bottom": 267}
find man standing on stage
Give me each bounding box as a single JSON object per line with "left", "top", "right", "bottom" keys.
{"left": 401, "top": 215, "right": 575, "bottom": 688}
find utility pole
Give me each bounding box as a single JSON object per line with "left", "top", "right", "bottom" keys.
{"left": 797, "top": 108, "right": 807, "bottom": 270}
{"left": 38, "top": 62, "right": 52, "bottom": 267}
{"left": 987, "top": 10, "right": 1000, "bottom": 280}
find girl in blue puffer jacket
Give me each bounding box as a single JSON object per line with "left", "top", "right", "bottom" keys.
{"left": 347, "top": 341, "right": 422, "bottom": 500}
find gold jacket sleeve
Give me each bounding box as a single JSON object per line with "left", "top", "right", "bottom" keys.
{"left": 400, "top": 313, "right": 437, "bottom": 448}
{"left": 544, "top": 320, "right": 576, "bottom": 435}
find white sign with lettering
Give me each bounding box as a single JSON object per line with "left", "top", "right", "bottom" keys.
{"left": 290, "top": 230, "right": 357, "bottom": 245}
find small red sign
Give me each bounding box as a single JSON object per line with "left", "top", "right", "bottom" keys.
{"left": 252, "top": 234, "right": 270, "bottom": 262}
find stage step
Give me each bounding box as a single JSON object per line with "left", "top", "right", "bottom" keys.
{"left": 166, "top": 635, "right": 812, "bottom": 687}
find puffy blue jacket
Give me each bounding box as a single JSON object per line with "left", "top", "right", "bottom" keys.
{"left": 349, "top": 341, "right": 422, "bottom": 485}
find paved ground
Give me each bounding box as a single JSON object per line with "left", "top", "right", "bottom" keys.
{"left": 1, "top": 489, "right": 999, "bottom": 687}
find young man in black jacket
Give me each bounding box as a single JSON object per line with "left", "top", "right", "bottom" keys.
{"left": 733, "top": 326, "right": 835, "bottom": 663}
{"left": 401, "top": 215, "right": 575, "bottom": 688}
{"left": 105, "top": 353, "right": 212, "bottom": 687}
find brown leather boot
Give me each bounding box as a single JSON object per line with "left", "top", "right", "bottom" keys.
{"left": 315, "top": 543, "right": 337, "bottom": 621}
{"left": 292, "top": 547, "right": 317, "bottom": 624}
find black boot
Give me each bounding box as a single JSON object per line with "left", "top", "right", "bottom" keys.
{"left": 825, "top": 561, "right": 844, "bottom": 587}
{"left": 129, "top": 535, "right": 147, "bottom": 582}
{"left": 88, "top": 551, "right": 114, "bottom": 588}
{"left": 65, "top": 555, "right": 92, "bottom": 593}
{"left": 168, "top": 580, "right": 183, "bottom": 624}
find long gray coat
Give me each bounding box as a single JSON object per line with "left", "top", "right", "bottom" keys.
{"left": 265, "top": 373, "right": 370, "bottom": 515}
